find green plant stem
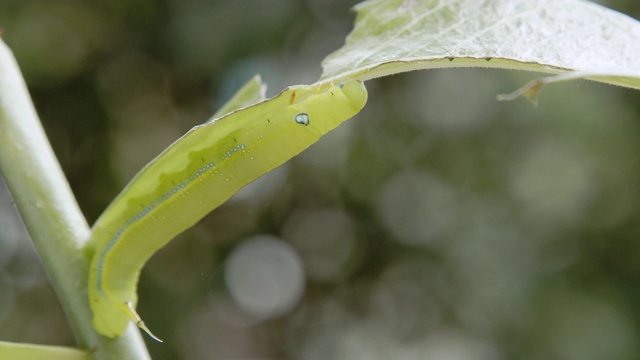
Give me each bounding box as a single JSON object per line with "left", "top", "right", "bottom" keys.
{"left": 0, "top": 39, "right": 150, "bottom": 359}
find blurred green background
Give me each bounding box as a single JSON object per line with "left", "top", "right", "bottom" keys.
{"left": 2, "top": 0, "right": 640, "bottom": 359}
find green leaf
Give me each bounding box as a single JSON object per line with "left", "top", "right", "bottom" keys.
{"left": 320, "top": 0, "right": 640, "bottom": 96}
{"left": 0, "top": 341, "right": 89, "bottom": 360}
{"left": 211, "top": 75, "right": 266, "bottom": 119}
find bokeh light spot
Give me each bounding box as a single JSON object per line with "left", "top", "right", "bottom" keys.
{"left": 225, "top": 235, "right": 304, "bottom": 319}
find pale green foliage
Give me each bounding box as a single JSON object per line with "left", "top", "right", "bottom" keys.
{"left": 0, "top": 341, "right": 88, "bottom": 360}
{"left": 211, "top": 76, "right": 266, "bottom": 119}
{"left": 320, "top": 0, "right": 640, "bottom": 93}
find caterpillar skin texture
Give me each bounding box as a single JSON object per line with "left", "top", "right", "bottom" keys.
{"left": 87, "top": 81, "right": 368, "bottom": 338}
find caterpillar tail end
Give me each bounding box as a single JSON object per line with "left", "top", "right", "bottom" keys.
{"left": 123, "top": 302, "right": 163, "bottom": 343}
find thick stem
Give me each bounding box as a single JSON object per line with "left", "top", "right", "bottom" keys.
{"left": 0, "top": 39, "right": 150, "bottom": 359}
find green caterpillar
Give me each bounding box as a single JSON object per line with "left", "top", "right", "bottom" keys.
{"left": 86, "top": 80, "right": 368, "bottom": 340}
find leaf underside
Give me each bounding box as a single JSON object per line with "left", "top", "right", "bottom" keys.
{"left": 319, "top": 0, "right": 640, "bottom": 98}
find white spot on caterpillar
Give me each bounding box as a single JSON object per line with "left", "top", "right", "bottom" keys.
{"left": 294, "top": 113, "right": 309, "bottom": 126}
{"left": 222, "top": 144, "right": 246, "bottom": 160}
